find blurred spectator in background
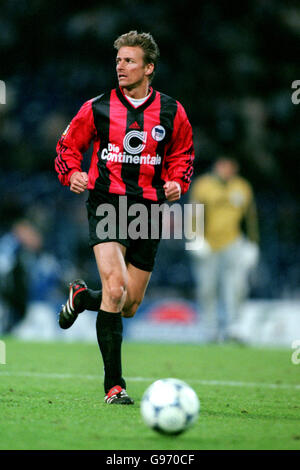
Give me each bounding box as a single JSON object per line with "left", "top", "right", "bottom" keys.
{"left": 0, "top": 219, "right": 61, "bottom": 335}
{"left": 189, "top": 157, "right": 259, "bottom": 342}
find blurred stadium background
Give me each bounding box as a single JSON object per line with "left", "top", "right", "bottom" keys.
{"left": 0, "top": 0, "right": 299, "bottom": 345}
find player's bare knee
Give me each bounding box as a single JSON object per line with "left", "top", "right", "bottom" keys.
{"left": 102, "top": 281, "right": 127, "bottom": 310}
{"left": 109, "top": 285, "right": 126, "bottom": 306}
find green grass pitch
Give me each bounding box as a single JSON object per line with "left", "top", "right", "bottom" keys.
{"left": 0, "top": 337, "right": 299, "bottom": 450}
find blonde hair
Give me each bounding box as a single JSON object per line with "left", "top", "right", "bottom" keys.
{"left": 114, "top": 30, "right": 160, "bottom": 83}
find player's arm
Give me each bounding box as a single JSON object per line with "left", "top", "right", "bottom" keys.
{"left": 163, "top": 102, "right": 194, "bottom": 202}
{"left": 55, "top": 99, "right": 96, "bottom": 193}
{"left": 188, "top": 177, "right": 205, "bottom": 235}
{"left": 186, "top": 177, "right": 211, "bottom": 256}
{"left": 240, "top": 189, "right": 260, "bottom": 268}
{"left": 244, "top": 195, "right": 259, "bottom": 245}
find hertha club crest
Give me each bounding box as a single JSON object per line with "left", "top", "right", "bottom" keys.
{"left": 151, "top": 125, "right": 166, "bottom": 142}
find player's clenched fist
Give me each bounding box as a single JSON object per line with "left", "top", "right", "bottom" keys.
{"left": 163, "top": 181, "right": 181, "bottom": 202}
{"left": 70, "top": 171, "right": 89, "bottom": 194}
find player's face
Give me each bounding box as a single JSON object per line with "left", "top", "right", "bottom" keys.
{"left": 215, "top": 160, "right": 238, "bottom": 181}
{"left": 116, "top": 46, "right": 153, "bottom": 91}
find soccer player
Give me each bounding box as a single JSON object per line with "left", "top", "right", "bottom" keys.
{"left": 189, "top": 157, "right": 259, "bottom": 342}
{"left": 55, "top": 31, "right": 194, "bottom": 404}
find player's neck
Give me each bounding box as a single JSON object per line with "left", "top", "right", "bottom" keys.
{"left": 122, "top": 82, "right": 150, "bottom": 100}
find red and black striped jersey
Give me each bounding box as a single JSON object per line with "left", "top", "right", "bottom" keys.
{"left": 55, "top": 87, "right": 194, "bottom": 202}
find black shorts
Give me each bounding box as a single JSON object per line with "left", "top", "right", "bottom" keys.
{"left": 86, "top": 191, "right": 163, "bottom": 272}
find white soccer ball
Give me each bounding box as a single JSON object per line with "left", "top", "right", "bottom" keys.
{"left": 140, "top": 378, "right": 200, "bottom": 435}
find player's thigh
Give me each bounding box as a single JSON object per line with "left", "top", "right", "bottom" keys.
{"left": 93, "top": 242, "right": 127, "bottom": 288}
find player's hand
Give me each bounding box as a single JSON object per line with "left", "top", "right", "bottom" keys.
{"left": 69, "top": 171, "right": 89, "bottom": 194}
{"left": 163, "top": 181, "right": 181, "bottom": 202}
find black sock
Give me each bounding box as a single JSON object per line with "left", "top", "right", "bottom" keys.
{"left": 96, "top": 309, "right": 126, "bottom": 394}
{"left": 76, "top": 289, "right": 102, "bottom": 311}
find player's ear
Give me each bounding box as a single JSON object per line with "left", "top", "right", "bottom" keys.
{"left": 145, "top": 63, "right": 154, "bottom": 77}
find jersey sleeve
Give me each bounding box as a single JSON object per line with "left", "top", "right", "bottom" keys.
{"left": 55, "top": 99, "right": 96, "bottom": 186}
{"left": 165, "top": 102, "right": 194, "bottom": 195}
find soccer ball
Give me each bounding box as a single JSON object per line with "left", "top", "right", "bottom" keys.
{"left": 140, "top": 378, "right": 200, "bottom": 435}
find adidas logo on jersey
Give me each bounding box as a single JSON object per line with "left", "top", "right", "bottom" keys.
{"left": 129, "top": 121, "right": 140, "bottom": 129}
